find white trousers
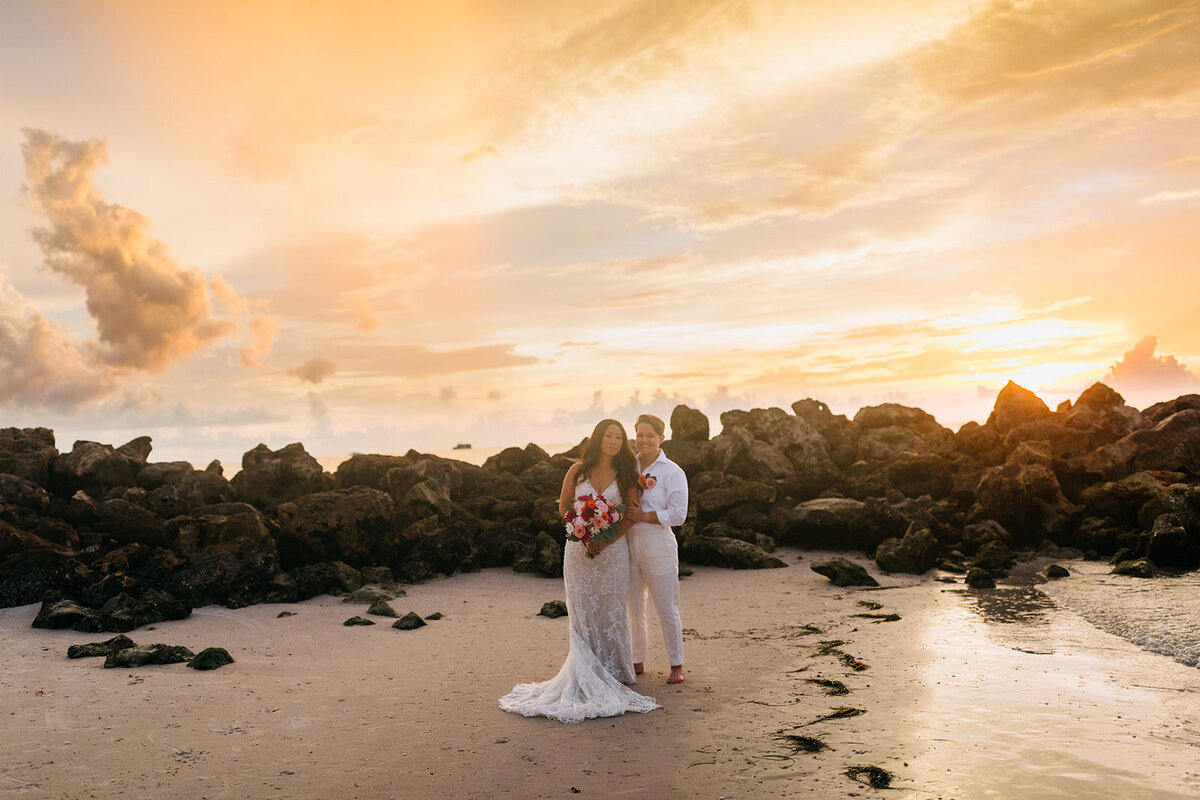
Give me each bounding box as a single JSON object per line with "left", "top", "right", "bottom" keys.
{"left": 626, "top": 524, "right": 683, "bottom": 667}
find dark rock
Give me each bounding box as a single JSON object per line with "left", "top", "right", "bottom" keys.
{"left": 722, "top": 504, "right": 772, "bottom": 533}
{"left": 513, "top": 531, "right": 563, "bottom": 578}
{"left": 94, "top": 499, "right": 167, "bottom": 546}
{"left": 538, "top": 600, "right": 568, "bottom": 618}
{"left": 810, "top": 557, "right": 879, "bottom": 587}
{"left": 68, "top": 634, "right": 136, "bottom": 659}
{"left": 988, "top": 381, "right": 1052, "bottom": 435}
{"left": 1084, "top": 409, "right": 1200, "bottom": 480}
{"left": 343, "top": 616, "right": 376, "bottom": 626}
{"left": 881, "top": 453, "right": 955, "bottom": 499}
{"left": 954, "top": 422, "right": 1004, "bottom": 466}
{"left": 116, "top": 436, "right": 153, "bottom": 464}
{"left": 361, "top": 565, "right": 395, "bottom": 585}
{"left": 335, "top": 453, "right": 411, "bottom": 491}
{"left": 679, "top": 531, "right": 786, "bottom": 569}
{"left": 972, "top": 540, "right": 1015, "bottom": 573}
{"left": 0, "top": 472, "right": 52, "bottom": 514}
{"left": 853, "top": 403, "right": 955, "bottom": 456}
{"left": 482, "top": 444, "right": 547, "bottom": 475}
{"left": 0, "top": 427, "right": 58, "bottom": 485}
{"left": 32, "top": 592, "right": 99, "bottom": 629}
{"left": 778, "top": 498, "right": 869, "bottom": 549}
{"left": 670, "top": 404, "right": 710, "bottom": 441}
{"left": 104, "top": 643, "right": 195, "bottom": 668}
{"left": 166, "top": 535, "right": 286, "bottom": 609}
{"left": 874, "top": 523, "right": 938, "bottom": 574}
{"left": 136, "top": 461, "right": 195, "bottom": 490}
{"left": 291, "top": 562, "right": 364, "bottom": 600}
{"left": 1045, "top": 564, "right": 1070, "bottom": 579}
{"left": 707, "top": 426, "right": 793, "bottom": 484}
{"left": 1079, "top": 472, "right": 1171, "bottom": 527}
{"left": 275, "top": 487, "right": 399, "bottom": 569}
{"left": 92, "top": 589, "right": 192, "bottom": 633}
{"left": 187, "top": 647, "right": 234, "bottom": 670}
{"left": 229, "top": 442, "right": 334, "bottom": 512}
{"left": 1111, "top": 558, "right": 1156, "bottom": 578}
{"left": 0, "top": 524, "right": 86, "bottom": 607}
{"left": 1142, "top": 394, "right": 1200, "bottom": 426}
{"left": 960, "top": 520, "right": 1013, "bottom": 555}
{"left": 970, "top": 443, "right": 1080, "bottom": 545}
{"left": 424, "top": 612, "right": 443, "bottom": 620}
{"left": 661, "top": 439, "right": 707, "bottom": 479}
{"left": 346, "top": 587, "right": 400, "bottom": 605}
{"left": 964, "top": 567, "right": 996, "bottom": 588}
{"left": 392, "top": 611, "right": 427, "bottom": 630}
{"left": 50, "top": 441, "right": 137, "bottom": 496}
{"left": 1145, "top": 513, "right": 1200, "bottom": 570}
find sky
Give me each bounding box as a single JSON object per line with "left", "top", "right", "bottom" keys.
{"left": 1, "top": 0, "right": 1199, "bottom": 465}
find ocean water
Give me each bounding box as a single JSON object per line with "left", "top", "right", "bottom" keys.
{"left": 1039, "top": 560, "right": 1200, "bottom": 668}
{"left": 217, "top": 443, "right": 576, "bottom": 477}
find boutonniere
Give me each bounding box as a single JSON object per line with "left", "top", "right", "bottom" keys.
{"left": 638, "top": 473, "right": 657, "bottom": 490}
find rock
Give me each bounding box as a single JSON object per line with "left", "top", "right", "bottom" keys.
{"left": 343, "top": 616, "right": 376, "bottom": 626}
{"left": 670, "top": 404, "right": 710, "bottom": 441}
{"left": 970, "top": 443, "right": 1081, "bottom": 545}
{"left": 335, "top": 453, "right": 412, "bottom": 490}
{"left": 32, "top": 592, "right": 99, "bottom": 630}
{"left": 853, "top": 403, "right": 955, "bottom": 456}
{"left": 366, "top": 600, "right": 399, "bottom": 618}
{"left": 954, "top": 422, "right": 1005, "bottom": 465}
{"left": 165, "top": 528, "right": 286, "bottom": 609}
{"left": 538, "top": 600, "right": 568, "bottom": 618}
{"left": 679, "top": 531, "right": 786, "bottom": 569}
{"left": 292, "top": 562, "right": 364, "bottom": 600}
{"left": 50, "top": 441, "right": 137, "bottom": 496}
{"left": 1142, "top": 394, "right": 1200, "bottom": 426}
{"left": 0, "top": 427, "right": 58, "bottom": 485}
{"left": 187, "top": 647, "right": 234, "bottom": 670}
{"left": 972, "top": 540, "right": 1015, "bottom": 573}
{"left": 988, "top": 381, "right": 1052, "bottom": 435}
{"left": 361, "top": 566, "right": 395, "bottom": 585}
{"left": 343, "top": 586, "right": 402, "bottom": 604}
{"left": 1079, "top": 472, "right": 1171, "bottom": 527}
{"left": 68, "top": 634, "right": 136, "bottom": 659}
{"left": 874, "top": 523, "right": 938, "bottom": 574}
{"left": 482, "top": 444, "right": 547, "bottom": 476}
{"left": 881, "top": 453, "right": 955, "bottom": 499}
{"left": 94, "top": 499, "right": 167, "bottom": 546}
{"left": 1045, "top": 564, "right": 1070, "bottom": 579}
{"left": 1145, "top": 513, "right": 1200, "bottom": 570}
{"left": 1111, "top": 558, "right": 1156, "bottom": 578}
{"left": 229, "top": 442, "right": 334, "bottom": 512}
{"left": 964, "top": 567, "right": 996, "bottom": 588}
{"left": 392, "top": 611, "right": 427, "bottom": 630}
{"left": 93, "top": 589, "right": 192, "bottom": 632}
{"left": 810, "top": 558, "right": 879, "bottom": 587}
{"left": 708, "top": 426, "right": 793, "bottom": 484}
{"left": 116, "top": 436, "right": 153, "bottom": 464}
{"left": 103, "top": 643, "right": 195, "bottom": 668}
{"left": 960, "top": 520, "right": 1013, "bottom": 555}
{"left": 275, "top": 487, "right": 399, "bottom": 569}
{"left": 1084, "top": 409, "right": 1200, "bottom": 480}
{"left": 661, "top": 439, "right": 707, "bottom": 478}
{"left": 777, "top": 498, "right": 869, "bottom": 549}
{"left": 136, "top": 461, "right": 194, "bottom": 490}
{"left": 0, "top": 472, "right": 52, "bottom": 514}
{"left": 513, "top": 531, "right": 563, "bottom": 579}
{"left": 424, "top": 612, "right": 443, "bottom": 620}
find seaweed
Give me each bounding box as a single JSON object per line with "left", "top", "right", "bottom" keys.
{"left": 812, "top": 640, "right": 846, "bottom": 657}
{"left": 839, "top": 652, "right": 869, "bottom": 671}
{"left": 857, "top": 601, "right": 883, "bottom": 610}
{"left": 793, "top": 623, "right": 824, "bottom": 636}
{"left": 845, "top": 764, "right": 893, "bottom": 788}
{"left": 809, "top": 706, "right": 865, "bottom": 724}
{"left": 806, "top": 678, "right": 849, "bottom": 696}
{"left": 852, "top": 613, "right": 901, "bottom": 623}
{"left": 775, "top": 733, "right": 828, "bottom": 753}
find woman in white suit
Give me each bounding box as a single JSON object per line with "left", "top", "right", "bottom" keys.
{"left": 624, "top": 413, "right": 688, "bottom": 684}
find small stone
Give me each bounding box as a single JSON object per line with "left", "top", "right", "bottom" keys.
{"left": 538, "top": 600, "right": 568, "bottom": 618}
{"left": 367, "top": 600, "right": 398, "bottom": 618}
{"left": 392, "top": 612, "right": 427, "bottom": 630}
{"left": 1045, "top": 564, "right": 1070, "bottom": 579}
{"left": 342, "top": 587, "right": 402, "bottom": 604}
{"left": 68, "top": 634, "right": 135, "bottom": 659}
{"left": 810, "top": 558, "right": 879, "bottom": 587}
{"left": 277, "top": 611, "right": 297, "bottom": 618}
{"left": 424, "top": 612, "right": 443, "bottom": 620}
{"left": 187, "top": 647, "right": 235, "bottom": 670}
{"left": 103, "top": 644, "right": 195, "bottom": 668}
{"left": 1111, "top": 558, "right": 1156, "bottom": 578}
{"left": 678, "top": 569, "right": 694, "bottom": 578}
{"left": 965, "top": 567, "right": 995, "bottom": 589}
{"left": 343, "top": 616, "right": 376, "bottom": 626}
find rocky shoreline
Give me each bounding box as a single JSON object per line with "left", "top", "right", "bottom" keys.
{"left": 3, "top": 380, "right": 1199, "bottom": 634}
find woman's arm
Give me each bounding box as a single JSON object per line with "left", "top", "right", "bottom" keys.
{"left": 558, "top": 463, "right": 581, "bottom": 516}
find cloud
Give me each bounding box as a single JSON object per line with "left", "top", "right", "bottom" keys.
{"left": 238, "top": 315, "right": 278, "bottom": 368}
{"left": 363, "top": 343, "right": 540, "bottom": 378}
{"left": 21, "top": 128, "right": 236, "bottom": 372}
{"left": 457, "top": 145, "right": 502, "bottom": 165}
{"left": 1104, "top": 335, "right": 1199, "bottom": 391}
{"left": 355, "top": 299, "right": 381, "bottom": 334}
{"left": 288, "top": 356, "right": 338, "bottom": 384}
{"left": 209, "top": 275, "right": 250, "bottom": 315}
{"left": 308, "top": 391, "right": 332, "bottom": 438}
{"left": 1140, "top": 188, "right": 1200, "bottom": 204}
{"left": 439, "top": 386, "right": 457, "bottom": 401}
{"left": 0, "top": 269, "right": 120, "bottom": 408}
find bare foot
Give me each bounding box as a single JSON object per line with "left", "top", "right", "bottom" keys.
{"left": 633, "top": 662, "right": 644, "bottom": 675}
{"left": 667, "top": 665, "right": 684, "bottom": 684}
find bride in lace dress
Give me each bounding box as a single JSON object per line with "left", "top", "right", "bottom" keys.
{"left": 499, "top": 419, "right": 659, "bottom": 723}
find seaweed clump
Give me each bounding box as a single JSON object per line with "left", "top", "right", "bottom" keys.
{"left": 845, "top": 764, "right": 893, "bottom": 788}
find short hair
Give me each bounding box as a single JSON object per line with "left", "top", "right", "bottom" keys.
{"left": 635, "top": 413, "right": 665, "bottom": 436}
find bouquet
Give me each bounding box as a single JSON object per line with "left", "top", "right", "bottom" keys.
{"left": 564, "top": 493, "right": 626, "bottom": 559}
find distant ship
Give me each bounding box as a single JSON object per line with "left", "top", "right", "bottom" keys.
{"left": 453, "top": 443, "right": 472, "bottom": 450}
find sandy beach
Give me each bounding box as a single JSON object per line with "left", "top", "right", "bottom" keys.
{"left": 2, "top": 550, "right": 1198, "bottom": 800}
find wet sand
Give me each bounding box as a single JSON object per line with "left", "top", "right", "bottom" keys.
{"left": 2, "top": 549, "right": 1198, "bottom": 799}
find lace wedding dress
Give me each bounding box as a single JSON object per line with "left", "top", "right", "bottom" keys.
{"left": 499, "top": 477, "right": 659, "bottom": 723}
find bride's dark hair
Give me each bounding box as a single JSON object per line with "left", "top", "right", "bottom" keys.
{"left": 575, "top": 418, "right": 639, "bottom": 496}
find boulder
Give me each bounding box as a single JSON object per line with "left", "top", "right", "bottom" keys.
{"left": 93, "top": 499, "right": 167, "bottom": 546}
{"left": 392, "top": 611, "right": 427, "bottom": 630}
{"left": 965, "top": 567, "right": 996, "bottom": 588}
{"left": 707, "top": 425, "right": 792, "bottom": 484}
{"left": 290, "top": 561, "right": 364, "bottom": 600}
{"left": 1145, "top": 513, "right": 1199, "bottom": 570}
{"left": 874, "top": 523, "right": 938, "bottom": 574}
{"left": 50, "top": 441, "right": 137, "bottom": 496}
{"left": 810, "top": 557, "right": 879, "bottom": 587}
{"left": 334, "top": 453, "right": 412, "bottom": 490}
{"left": 679, "top": 531, "right": 786, "bottom": 569}
{"left": 344, "top": 586, "right": 400, "bottom": 604}
{"left": 988, "top": 381, "right": 1052, "bottom": 435}
{"left": 954, "top": 422, "right": 1005, "bottom": 466}
{"left": 696, "top": 481, "right": 776, "bottom": 525}
{"left": 970, "top": 443, "right": 1081, "bottom": 545}
{"left": 1078, "top": 471, "right": 1171, "bottom": 527}
{"left": 1084, "top": 409, "right": 1200, "bottom": 480}
{"left": 881, "top": 453, "right": 955, "bottom": 499}
{"left": 275, "top": 487, "right": 399, "bottom": 569}
{"left": 187, "top": 647, "right": 235, "bottom": 670}
{"left": 1045, "top": 564, "right": 1070, "bottom": 579}
{"left": 853, "top": 403, "right": 955, "bottom": 456}
{"left": 367, "top": 600, "right": 398, "bottom": 617}
{"left": 229, "top": 442, "right": 334, "bottom": 511}
{"left": 1111, "top": 558, "right": 1156, "bottom": 578}
{"left": 778, "top": 498, "right": 869, "bottom": 549}
{"left": 116, "top": 436, "right": 153, "bottom": 464}
{"left": 513, "top": 531, "right": 563, "bottom": 578}
{"left": 661, "top": 439, "right": 707, "bottom": 479}
{"left": 90, "top": 589, "right": 192, "bottom": 633}
{"left": 1, "top": 531, "right": 88, "bottom": 608}
{"left": 483, "top": 444, "right": 548, "bottom": 476}
{"left": 68, "top": 634, "right": 136, "bottom": 659}
{"left": 103, "top": 643, "right": 195, "bottom": 668}
{"left": 972, "top": 540, "right": 1015, "bottom": 573}
{"left": 792, "top": 399, "right": 856, "bottom": 467}
{"left": 1142, "top": 394, "right": 1200, "bottom": 426}
{"left": 959, "top": 520, "right": 1013, "bottom": 555}
{"left": 670, "top": 405, "right": 710, "bottom": 441}
{"left": 32, "top": 592, "right": 99, "bottom": 630}
{"left": 393, "top": 515, "right": 482, "bottom": 581}
{"left": 136, "top": 461, "right": 195, "bottom": 490}
{"left": 0, "top": 472, "right": 52, "bottom": 514}
{"left": 0, "top": 427, "right": 58, "bottom": 485}
{"left": 344, "top": 616, "right": 375, "bottom": 626}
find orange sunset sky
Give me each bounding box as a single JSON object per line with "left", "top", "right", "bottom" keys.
{"left": 1, "top": 0, "right": 1199, "bottom": 463}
